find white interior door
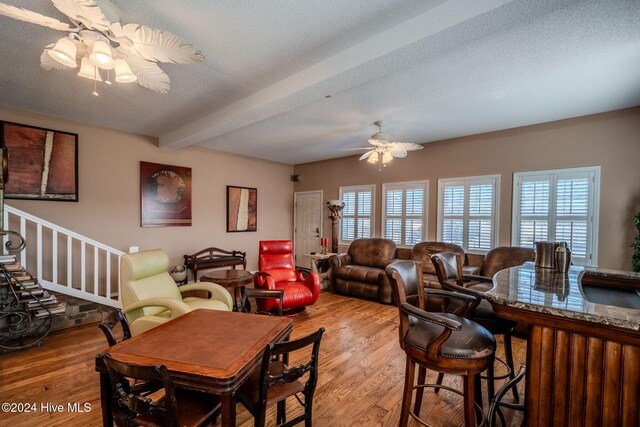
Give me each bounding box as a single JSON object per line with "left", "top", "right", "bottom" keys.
{"left": 294, "top": 191, "right": 323, "bottom": 267}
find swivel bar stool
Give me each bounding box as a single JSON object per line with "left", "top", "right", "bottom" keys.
{"left": 387, "top": 260, "right": 495, "bottom": 427}
{"left": 431, "top": 252, "right": 519, "bottom": 404}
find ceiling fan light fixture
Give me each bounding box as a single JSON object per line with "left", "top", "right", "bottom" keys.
{"left": 358, "top": 120, "right": 423, "bottom": 170}
{"left": 78, "top": 57, "right": 102, "bottom": 81}
{"left": 48, "top": 37, "right": 77, "bottom": 68}
{"left": 114, "top": 59, "right": 137, "bottom": 83}
{"left": 89, "top": 40, "right": 114, "bottom": 69}
{"left": 0, "top": 0, "right": 205, "bottom": 94}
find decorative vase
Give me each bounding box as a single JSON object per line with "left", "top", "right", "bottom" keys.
{"left": 170, "top": 264, "right": 187, "bottom": 282}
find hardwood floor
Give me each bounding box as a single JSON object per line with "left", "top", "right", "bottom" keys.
{"left": 0, "top": 291, "right": 526, "bottom": 426}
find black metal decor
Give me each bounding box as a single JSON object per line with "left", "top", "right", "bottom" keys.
{"left": 0, "top": 124, "right": 53, "bottom": 353}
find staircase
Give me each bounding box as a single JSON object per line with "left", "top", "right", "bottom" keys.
{"left": 3, "top": 204, "right": 124, "bottom": 311}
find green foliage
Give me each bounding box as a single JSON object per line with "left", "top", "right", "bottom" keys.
{"left": 633, "top": 211, "right": 640, "bottom": 272}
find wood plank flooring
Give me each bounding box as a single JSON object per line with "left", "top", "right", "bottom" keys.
{"left": 0, "top": 291, "right": 526, "bottom": 426}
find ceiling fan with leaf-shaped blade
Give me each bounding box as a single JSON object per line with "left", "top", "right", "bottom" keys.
{"left": 344, "top": 121, "right": 423, "bottom": 170}
{"left": 0, "top": 0, "right": 204, "bottom": 95}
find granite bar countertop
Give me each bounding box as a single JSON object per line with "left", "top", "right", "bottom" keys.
{"left": 486, "top": 262, "right": 640, "bottom": 332}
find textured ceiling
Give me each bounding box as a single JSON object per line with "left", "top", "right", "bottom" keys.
{"left": 0, "top": 0, "right": 639, "bottom": 164}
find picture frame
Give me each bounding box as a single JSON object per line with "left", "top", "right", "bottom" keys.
{"left": 227, "top": 185, "right": 257, "bottom": 232}
{"left": 1, "top": 121, "right": 78, "bottom": 201}
{"left": 140, "top": 161, "right": 192, "bottom": 227}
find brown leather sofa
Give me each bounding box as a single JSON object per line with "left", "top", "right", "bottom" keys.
{"left": 329, "top": 239, "right": 534, "bottom": 305}
{"left": 329, "top": 239, "right": 477, "bottom": 304}
{"left": 329, "top": 238, "right": 397, "bottom": 303}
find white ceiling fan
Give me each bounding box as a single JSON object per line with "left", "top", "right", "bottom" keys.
{"left": 346, "top": 121, "right": 423, "bottom": 170}
{"left": 0, "top": 0, "right": 204, "bottom": 95}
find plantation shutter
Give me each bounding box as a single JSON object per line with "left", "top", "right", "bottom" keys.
{"left": 513, "top": 167, "right": 598, "bottom": 266}
{"left": 441, "top": 185, "right": 464, "bottom": 247}
{"left": 438, "top": 176, "right": 499, "bottom": 252}
{"left": 339, "top": 185, "right": 374, "bottom": 243}
{"left": 382, "top": 181, "right": 427, "bottom": 246}
{"left": 468, "top": 183, "right": 493, "bottom": 250}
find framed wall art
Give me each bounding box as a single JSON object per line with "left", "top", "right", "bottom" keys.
{"left": 227, "top": 185, "right": 257, "bottom": 232}
{"left": 1, "top": 121, "right": 78, "bottom": 201}
{"left": 140, "top": 161, "right": 192, "bottom": 227}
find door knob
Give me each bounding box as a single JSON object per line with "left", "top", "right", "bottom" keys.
{"left": 316, "top": 227, "right": 320, "bottom": 233}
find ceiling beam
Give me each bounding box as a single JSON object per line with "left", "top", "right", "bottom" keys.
{"left": 159, "top": 0, "right": 515, "bottom": 149}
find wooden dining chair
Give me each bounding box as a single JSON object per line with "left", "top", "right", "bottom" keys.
{"left": 98, "top": 353, "right": 220, "bottom": 427}
{"left": 237, "top": 327, "right": 325, "bottom": 427}
{"left": 99, "top": 310, "right": 132, "bottom": 347}
{"left": 242, "top": 288, "right": 285, "bottom": 316}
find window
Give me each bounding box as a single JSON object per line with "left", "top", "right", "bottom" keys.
{"left": 437, "top": 175, "right": 500, "bottom": 252}
{"left": 512, "top": 166, "right": 600, "bottom": 266}
{"left": 339, "top": 185, "right": 374, "bottom": 243}
{"left": 381, "top": 181, "right": 428, "bottom": 246}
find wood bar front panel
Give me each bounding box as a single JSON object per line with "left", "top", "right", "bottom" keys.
{"left": 528, "top": 325, "right": 640, "bottom": 427}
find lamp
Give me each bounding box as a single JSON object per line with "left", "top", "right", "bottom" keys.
{"left": 382, "top": 151, "right": 393, "bottom": 164}
{"left": 78, "top": 57, "right": 102, "bottom": 81}
{"left": 78, "top": 57, "right": 102, "bottom": 97}
{"left": 114, "top": 59, "right": 137, "bottom": 83}
{"left": 48, "top": 37, "right": 77, "bottom": 68}
{"left": 327, "top": 200, "right": 345, "bottom": 253}
{"left": 89, "top": 40, "right": 115, "bottom": 69}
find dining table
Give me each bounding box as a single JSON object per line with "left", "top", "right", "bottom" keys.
{"left": 95, "top": 309, "right": 293, "bottom": 427}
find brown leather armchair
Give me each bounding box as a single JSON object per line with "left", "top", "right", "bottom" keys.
{"left": 471, "top": 246, "right": 535, "bottom": 280}
{"left": 410, "top": 241, "right": 478, "bottom": 288}
{"left": 329, "top": 238, "right": 397, "bottom": 303}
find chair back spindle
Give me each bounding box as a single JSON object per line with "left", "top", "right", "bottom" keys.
{"left": 99, "top": 310, "right": 132, "bottom": 347}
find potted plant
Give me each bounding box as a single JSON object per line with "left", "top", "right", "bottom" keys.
{"left": 633, "top": 210, "right": 640, "bottom": 272}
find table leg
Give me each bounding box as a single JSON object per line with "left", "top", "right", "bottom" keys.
{"left": 99, "top": 372, "right": 113, "bottom": 427}
{"left": 232, "top": 286, "right": 245, "bottom": 312}
{"left": 221, "top": 393, "right": 236, "bottom": 427}
{"left": 310, "top": 259, "right": 320, "bottom": 274}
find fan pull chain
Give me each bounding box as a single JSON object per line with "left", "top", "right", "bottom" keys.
{"left": 92, "top": 67, "right": 99, "bottom": 96}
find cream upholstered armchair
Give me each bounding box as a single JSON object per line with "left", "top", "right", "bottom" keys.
{"left": 120, "top": 249, "right": 233, "bottom": 336}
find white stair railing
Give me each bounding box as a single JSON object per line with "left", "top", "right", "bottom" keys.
{"left": 3, "top": 204, "right": 124, "bottom": 308}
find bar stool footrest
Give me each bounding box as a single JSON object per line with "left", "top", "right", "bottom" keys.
{"left": 410, "top": 382, "right": 487, "bottom": 427}
{"left": 480, "top": 355, "right": 512, "bottom": 381}
{"left": 487, "top": 365, "right": 526, "bottom": 427}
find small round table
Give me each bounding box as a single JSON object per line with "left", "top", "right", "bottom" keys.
{"left": 200, "top": 269, "right": 254, "bottom": 312}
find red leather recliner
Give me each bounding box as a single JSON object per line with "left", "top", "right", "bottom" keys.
{"left": 254, "top": 240, "right": 320, "bottom": 314}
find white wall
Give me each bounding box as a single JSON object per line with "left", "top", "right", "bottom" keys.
{"left": 1, "top": 107, "right": 294, "bottom": 270}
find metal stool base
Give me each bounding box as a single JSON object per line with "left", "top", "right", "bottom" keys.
{"left": 487, "top": 365, "right": 526, "bottom": 426}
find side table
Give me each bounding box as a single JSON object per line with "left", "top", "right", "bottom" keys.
{"left": 200, "top": 269, "right": 254, "bottom": 312}
{"left": 304, "top": 253, "right": 337, "bottom": 290}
